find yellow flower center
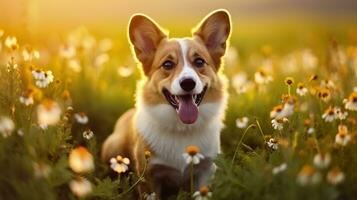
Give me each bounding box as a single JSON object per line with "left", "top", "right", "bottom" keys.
{"left": 186, "top": 145, "right": 200, "bottom": 156}
{"left": 301, "top": 165, "right": 315, "bottom": 176}
{"left": 199, "top": 186, "right": 210, "bottom": 196}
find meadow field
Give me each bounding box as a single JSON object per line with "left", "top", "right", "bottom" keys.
{"left": 1, "top": 3, "right": 357, "bottom": 199}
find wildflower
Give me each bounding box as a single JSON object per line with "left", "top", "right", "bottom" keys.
{"left": 94, "top": 53, "right": 109, "bottom": 67}
{"left": 69, "top": 177, "right": 92, "bottom": 197}
{"left": 313, "top": 152, "right": 331, "bottom": 169}
{"left": 37, "top": 99, "right": 61, "bottom": 126}
{"left": 271, "top": 117, "right": 288, "bottom": 130}
{"left": 110, "top": 155, "right": 130, "bottom": 173}
{"left": 33, "top": 162, "right": 51, "bottom": 178}
{"left": 236, "top": 117, "right": 249, "bottom": 128}
{"left": 144, "top": 151, "right": 151, "bottom": 160}
{"left": 225, "top": 46, "right": 239, "bottom": 68}
{"left": 254, "top": 69, "right": 273, "bottom": 85}
{"left": 297, "top": 165, "right": 321, "bottom": 186}
{"left": 67, "top": 59, "right": 81, "bottom": 72}
{"left": 74, "top": 112, "right": 89, "bottom": 124}
{"left": 309, "top": 74, "right": 318, "bottom": 82}
{"left": 272, "top": 163, "right": 287, "bottom": 175}
{"left": 98, "top": 38, "right": 113, "bottom": 52}
{"left": 183, "top": 145, "right": 204, "bottom": 165}
{"left": 144, "top": 192, "right": 157, "bottom": 200}
{"left": 335, "top": 107, "right": 348, "bottom": 120}
{"left": 32, "top": 69, "right": 45, "bottom": 80}
{"left": 302, "top": 49, "right": 318, "bottom": 70}
{"left": 296, "top": 83, "right": 308, "bottom": 96}
{"left": 281, "top": 95, "right": 296, "bottom": 117}
{"left": 32, "top": 69, "right": 54, "bottom": 88}
{"left": 317, "top": 88, "right": 331, "bottom": 102}
{"left": 327, "top": 167, "right": 345, "bottom": 185}
{"left": 335, "top": 125, "right": 351, "bottom": 146}
{"left": 284, "top": 77, "right": 294, "bottom": 86}
{"left": 59, "top": 44, "right": 76, "bottom": 59}
{"left": 343, "top": 92, "right": 357, "bottom": 111}
{"left": 22, "top": 46, "right": 40, "bottom": 61}
{"left": 192, "top": 186, "right": 212, "bottom": 200}
{"left": 69, "top": 146, "right": 94, "bottom": 173}
{"left": 37, "top": 71, "right": 54, "bottom": 88}
{"left": 0, "top": 116, "right": 15, "bottom": 138}
{"left": 320, "top": 79, "right": 335, "bottom": 90}
{"left": 322, "top": 107, "right": 335, "bottom": 122}
{"left": 4, "top": 36, "right": 18, "bottom": 50}
{"left": 83, "top": 129, "right": 94, "bottom": 140}
{"left": 270, "top": 105, "right": 284, "bottom": 118}
{"left": 117, "top": 66, "right": 134, "bottom": 77}
{"left": 19, "top": 89, "right": 34, "bottom": 106}
{"left": 307, "top": 127, "right": 315, "bottom": 135}
{"left": 266, "top": 138, "right": 278, "bottom": 150}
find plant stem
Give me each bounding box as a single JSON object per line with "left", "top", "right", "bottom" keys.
{"left": 190, "top": 162, "right": 194, "bottom": 196}
{"left": 231, "top": 124, "right": 256, "bottom": 168}
{"left": 122, "top": 160, "right": 148, "bottom": 195}
{"left": 255, "top": 118, "right": 266, "bottom": 141}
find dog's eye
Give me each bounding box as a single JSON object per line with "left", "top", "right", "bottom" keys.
{"left": 162, "top": 60, "right": 175, "bottom": 70}
{"left": 193, "top": 58, "right": 205, "bottom": 68}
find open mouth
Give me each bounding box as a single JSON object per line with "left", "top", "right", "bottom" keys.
{"left": 162, "top": 86, "right": 207, "bottom": 124}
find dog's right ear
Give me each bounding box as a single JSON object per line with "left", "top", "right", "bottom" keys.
{"left": 128, "top": 14, "right": 167, "bottom": 76}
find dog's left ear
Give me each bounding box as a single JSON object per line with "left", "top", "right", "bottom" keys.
{"left": 193, "top": 9, "right": 231, "bottom": 69}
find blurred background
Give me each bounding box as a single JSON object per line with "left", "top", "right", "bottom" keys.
{"left": 1, "top": 0, "right": 357, "bottom": 48}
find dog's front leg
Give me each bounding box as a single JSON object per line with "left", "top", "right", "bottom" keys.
{"left": 146, "top": 164, "right": 182, "bottom": 200}
{"left": 182, "top": 158, "right": 216, "bottom": 192}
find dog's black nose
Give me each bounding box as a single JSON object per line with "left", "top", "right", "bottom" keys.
{"left": 180, "top": 78, "right": 196, "bottom": 92}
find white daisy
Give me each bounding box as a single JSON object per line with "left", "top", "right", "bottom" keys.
{"left": 68, "top": 146, "right": 94, "bottom": 173}
{"left": 33, "top": 162, "right": 51, "bottom": 178}
{"left": 327, "top": 167, "right": 345, "bottom": 185}
{"left": 144, "top": 192, "right": 157, "bottom": 200}
{"left": 4, "top": 36, "right": 18, "bottom": 50}
{"left": 59, "top": 44, "right": 76, "bottom": 59}
{"left": 236, "top": 117, "right": 249, "bottom": 129}
{"left": 74, "top": 112, "right": 89, "bottom": 124}
{"left": 182, "top": 145, "right": 204, "bottom": 165}
{"left": 267, "top": 138, "right": 278, "bottom": 150}
{"left": 0, "top": 116, "right": 15, "bottom": 138}
{"left": 271, "top": 117, "right": 288, "bottom": 130}
{"left": 335, "top": 125, "right": 351, "bottom": 146}
{"left": 192, "top": 186, "right": 212, "bottom": 200}
{"left": 313, "top": 152, "right": 331, "bottom": 169}
{"left": 322, "top": 107, "right": 335, "bottom": 122}
{"left": 254, "top": 69, "right": 273, "bottom": 85}
{"left": 296, "top": 83, "right": 308, "bottom": 96}
{"left": 37, "top": 99, "right": 61, "bottom": 126}
{"left": 69, "top": 177, "right": 92, "bottom": 197}
{"left": 272, "top": 163, "right": 287, "bottom": 175}
{"left": 343, "top": 92, "right": 357, "bottom": 111}
{"left": 335, "top": 107, "right": 348, "bottom": 120}
{"left": 22, "top": 47, "right": 40, "bottom": 61}
{"left": 83, "top": 129, "right": 94, "bottom": 140}
{"left": 117, "top": 66, "right": 134, "bottom": 77}
{"left": 297, "top": 165, "right": 321, "bottom": 186}
{"left": 110, "top": 155, "right": 130, "bottom": 174}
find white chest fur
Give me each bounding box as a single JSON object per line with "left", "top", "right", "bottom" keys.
{"left": 135, "top": 102, "right": 225, "bottom": 172}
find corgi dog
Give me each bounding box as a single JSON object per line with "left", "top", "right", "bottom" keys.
{"left": 102, "top": 9, "right": 231, "bottom": 199}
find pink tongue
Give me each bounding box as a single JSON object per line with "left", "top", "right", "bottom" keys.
{"left": 178, "top": 95, "right": 198, "bottom": 124}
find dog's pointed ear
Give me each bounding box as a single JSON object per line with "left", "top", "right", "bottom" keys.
{"left": 193, "top": 9, "right": 231, "bottom": 69}
{"left": 128, "top": 14, "right": 167, "bottom": 75}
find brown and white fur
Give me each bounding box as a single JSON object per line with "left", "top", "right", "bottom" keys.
{"left": 102, "top": 9, "right": 231, "bottom": 199}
